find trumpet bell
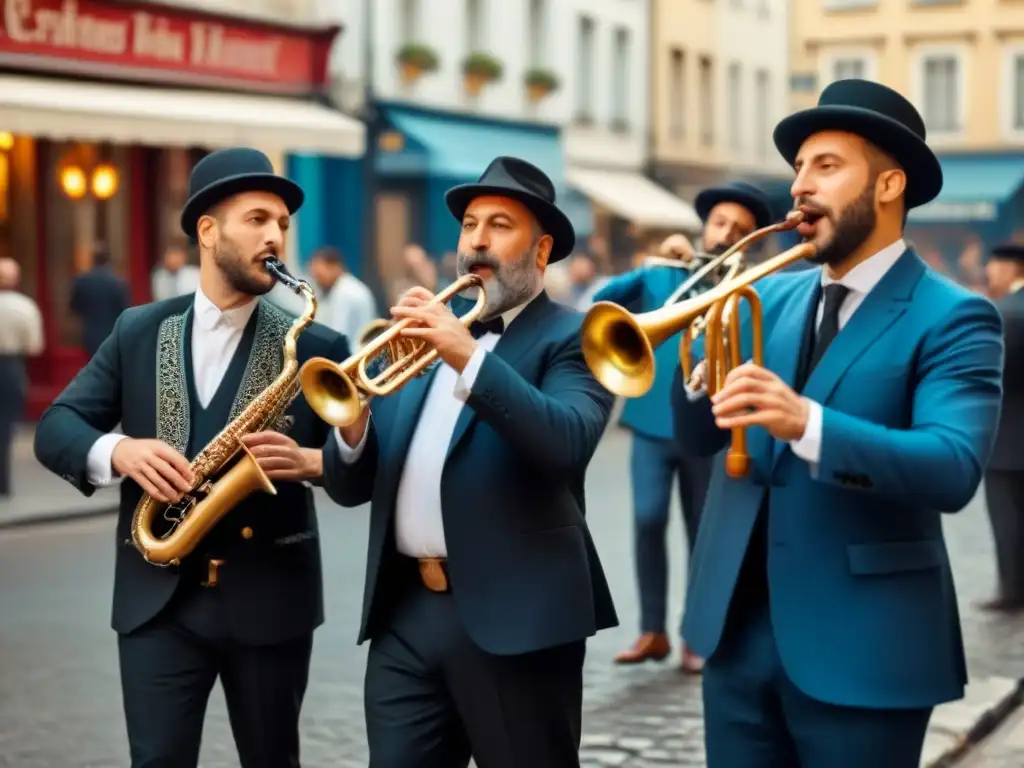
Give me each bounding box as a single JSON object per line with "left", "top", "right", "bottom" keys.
{"left": 298, "top": 357, "right": 364, "bottom": 428}
{"left": 581, "top": 301, "right": 658, "bottom": 398}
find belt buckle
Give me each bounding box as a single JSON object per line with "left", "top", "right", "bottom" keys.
{"left": 418, "top": 558, "right": 448, "bottom": 593}
{"left": 200, "top": 558, "right": 224, "bottom": 588}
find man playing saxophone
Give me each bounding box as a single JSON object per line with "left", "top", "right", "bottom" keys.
{"left": 322, "top": 156, "right": 617, "bottom": 767}
{"left": 596, "top": 181, "right": 774, "bottom": 672}
{"left": 672, "top": 80, "right": 1004, "bottom": 766}
{"left": 33, "top": 148, "right": 350, "bottom": 768}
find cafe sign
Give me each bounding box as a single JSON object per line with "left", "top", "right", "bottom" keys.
{"left": 0, "top": 0, "right": 339, "bottom": 95}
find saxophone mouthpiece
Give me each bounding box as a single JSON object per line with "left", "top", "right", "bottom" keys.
{"left": 264, "top": 257, "right": 304, "bottom": 294}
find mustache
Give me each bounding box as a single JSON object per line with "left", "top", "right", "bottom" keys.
{"left": 457, "top": 251, "right": 502, "bottom": 273}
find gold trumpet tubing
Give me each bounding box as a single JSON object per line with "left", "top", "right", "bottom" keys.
{"left": 720, "top": 286, "right": 764, "bottom": 479}
{"left": 356, "top": 274, "right": 486, "bottom": 397}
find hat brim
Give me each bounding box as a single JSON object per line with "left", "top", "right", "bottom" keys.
{"left": 694, "top": 188, "right": 774, "bottom": 230}
{"left": 444, "top": 183, "right": 576, "bottom": 263}
{"left": 181, "top": 173, "right": 305, "bottom": 238}
{"left": 772, "top": 105, "right": 943, "bottom": 209}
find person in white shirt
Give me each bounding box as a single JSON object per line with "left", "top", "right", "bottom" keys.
{"left": 671, "top": 79, "right": 1004, "bottom": 768}
{"left": 307, "top": 245, "right": 378, "bottom": 345}
{"left": 321, "top": 156, "right": 618, "bottom": 767}
{"left": 33, "top": 148, "right": 350, "bottom": 768}
{"left": 150, "top": 244, "right": 200, "bottom": 301}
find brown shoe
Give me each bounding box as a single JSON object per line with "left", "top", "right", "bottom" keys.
{"left": 614, "top": 632, "right": 671, "bottom": 664}
{"left": 679, "top": 643, "right": 705, "bottom": 675}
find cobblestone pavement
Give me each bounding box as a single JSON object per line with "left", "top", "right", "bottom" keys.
{"left": 1, "top": 427, "right": 1023, "bottom": 767}
{"left": 957, "top": 704, "right": 1024, "bottom": 768}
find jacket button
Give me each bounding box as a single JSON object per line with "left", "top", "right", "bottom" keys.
{"left": 241, "top": 527, "right": 253, "bottom": 539}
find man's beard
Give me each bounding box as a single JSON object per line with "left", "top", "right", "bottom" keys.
{"left": 802, "top": 183, "right": 877, "bottom": 268}
{"left": 704, "top": 241, "right": 729, "bottom": 256}
{"left": 456, "top": 248, "right": 539, "bottom": 318}
{"left": 214, "top": 236, "right": 274, "bottom": 296}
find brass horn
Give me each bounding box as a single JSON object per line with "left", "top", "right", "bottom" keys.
{"left": 580, "top": 212, "right": 817, "bottom": 478}
{"left": 298, "top": 274, "right": 487, "bottom": 427}
{"left": 355, "top": 318, "right": 394, "bottom": 350}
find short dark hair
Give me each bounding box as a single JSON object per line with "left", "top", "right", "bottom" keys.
{"left": 311, "top": 246, "right": 345, "bottom": 267}
{"left": 93, "top": 242, "right": 111, "bottom": 266}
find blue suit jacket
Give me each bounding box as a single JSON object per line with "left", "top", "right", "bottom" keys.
{"left": 671, "top": 249, "right": 1004, "bottom": 709}
{"left": 322, "top": 292, "right": 619, "bottom": 656}
{"left": 594, "top": 265, "right": 712, "bottom": 440}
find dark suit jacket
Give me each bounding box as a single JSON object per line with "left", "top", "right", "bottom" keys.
{"left": 34, "top": 294, "right": 350, "bottom": 645}
{"left": 990, "top": 288, "right": 1024, "bottom": 471}
{"left": 70, "top": 265, "right": 130, "bottom": 357}
{"left": 322, "top": 292, "right": 618, "bottom": 656}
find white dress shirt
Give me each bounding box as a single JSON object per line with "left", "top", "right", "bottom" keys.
{"left": 335, "top": 287, "right": 543, "bottom": 558}
{"left": 687, "top": 239, "right": 906, "bottom": 468}
{"left": 85, "top": 289, "right": 258, "bottom": 487}
{"left": 323, "top": 273, "right": 378, "bottom": 345}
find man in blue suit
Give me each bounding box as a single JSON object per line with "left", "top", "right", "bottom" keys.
{"left": 672, "top": 79, "right": 1004, "bottom": 766}
{"left": 322, "top": 156, "right": 617, "bottom": 767}
{"left": 598, "top": 181, "right": 774, "bottom": 672}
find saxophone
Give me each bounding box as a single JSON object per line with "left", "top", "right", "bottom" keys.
{"left": 131, "top": 258, "right": 317, "bottom": 567}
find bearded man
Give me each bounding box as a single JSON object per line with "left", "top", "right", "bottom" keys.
{"left": 322, "top": 156, "right": 617, "bottom": 767}
{"left": 595, "top": 181, "right": 773, "bottom": 673}
{"left": 34, "top": 148, "right": 350, "bottom": 768}
{"left": 671, "top": 79, "right": 1005, "bottom": 767}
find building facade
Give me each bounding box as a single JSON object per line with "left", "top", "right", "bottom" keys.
{"left": 0, "top": 0, "right": 364, "bottom": 417}
{"left": 650, "top": 0, "right": 792, "bottom": 227}
{"left": 789, "top": 0, "right": 1024, "bottom": 278}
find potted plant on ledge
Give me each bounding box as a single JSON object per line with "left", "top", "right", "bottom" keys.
{"left": 462, "top": 51, "right": 503, "bottom": 96}
{"left": 524, "top": 68, "right": 559, "bottom": 103}
{"left": 396, "top": 43, "right": 439, "bottom": 84}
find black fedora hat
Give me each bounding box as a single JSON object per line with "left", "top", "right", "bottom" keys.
{"left": 180, "top": 147, "right": 305, "bottom": 239}
{"left": 773, "top": 79, "right": 942, "bottom": 209}
{"left": 445, "top": 156, "right": 576, "bottom": 262}
{"left": 695, "top": 181, "right": 774, "bottom": 230}
{"left": 990, "top": 243, "right": 1024, "bottom": 262}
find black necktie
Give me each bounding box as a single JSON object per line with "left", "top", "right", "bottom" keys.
{"left": 807, "top": 283, "right": 850, "bottom": 375}
{"left": 469, "top": 317, "right": 504, "bottom": 339}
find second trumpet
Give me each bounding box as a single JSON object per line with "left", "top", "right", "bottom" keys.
{"left": 298, "top": 274, "right": 487, "bottom": 427}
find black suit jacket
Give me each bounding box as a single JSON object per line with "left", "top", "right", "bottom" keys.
{"left": 990, "top": 288, "right": 1024, "bottom": 471}
{"left": 34, "top": 294, "right": 350, "bottom": 644}
{"left": 323, "top": 292, "right": 619, "bottom": 656}
{"left": 70, "top": 265, "right": 130, "bottom": 357}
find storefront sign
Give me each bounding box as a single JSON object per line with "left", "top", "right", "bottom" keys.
{"left": 0, "top": 0, "right": 338, "bottom": 94}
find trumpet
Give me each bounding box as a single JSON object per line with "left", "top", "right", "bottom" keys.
{"left": 355, "top": 318, "right": 393, "bottom": 349}
{"left": 298, "top": 274, "right": 487, "bottom": 427}
{"left": 580, "top": 211, "right": 815, "bottom": 478}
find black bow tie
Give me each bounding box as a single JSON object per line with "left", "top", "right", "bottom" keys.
{"left": 469, "top": 316, "right": 505, "bottom": 339}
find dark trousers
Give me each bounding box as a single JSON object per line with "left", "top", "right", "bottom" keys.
{"left": 702, "top": 600, "right": 932, "bottom": 767}
{"left": 984, "top": 469, "right": 1024, "bottom": 602}
{"left": 364, "top": 564, "right": 586, "bottom": 768}
{"left": 117, "top": 582, "right": 314, "bottom": 768}
{"left": 630, "top": 433, "right": 711, "bottom": 635}
{"left": 0, "top": 355, "right": 26, "bottom": 497}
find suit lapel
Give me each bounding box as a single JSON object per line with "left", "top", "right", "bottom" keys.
{"left": 155, "top": 306, "right": 192, "bottom": 456}
{"left": 445, "top": 292, "right": 553, "bottom": 459}
{"left": 770, "top": 249, "right": 922, "bottom": 466}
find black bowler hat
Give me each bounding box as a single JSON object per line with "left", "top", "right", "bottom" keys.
{"left": 990, "top": 243, "right": 1024, "bottom": 262}
{"left": 445, "top": 156, "right": 576, "bottom": 262}
{"left": 180, "top": 147, "right": 305, "bottom": 239}
{"left": 773, "top": 79, "right": 943, "bottom": 209}
{"left": 695, "top": 181, "right": 774, "bottom": 230}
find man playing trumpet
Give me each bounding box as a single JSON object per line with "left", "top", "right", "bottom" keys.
{"left": 323, "top": 156, "right": 617, "bottom": 767}
{"left": 596, "top": 181, "right": 774, "bottom": 672}
{"left": 673, "top": 80, "right": 1004, "bottom": 766}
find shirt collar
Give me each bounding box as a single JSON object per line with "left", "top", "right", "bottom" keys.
{"left": 193, "top": 287, "right": 258, "bottom": 331}
{"left": 820, "top": 238, "right": 906, "bottom": 295}
{"left": 1009, "top": 278, "right": 1024, "bottom": 295}
{"left": 496, "top": 283, "right": 545, "bottom": 330}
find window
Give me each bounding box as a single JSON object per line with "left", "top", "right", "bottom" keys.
{"left": 466, "top": 0, "right": 484, "bottom": 52}
{"left": 922, "top": 54, "right": 960, "bottom": 132}
{"left": 669, "top": 49, "right": 685, "bottom": 140}
{"left": 699, "top": 55, "right": 713, "bottom": 146}
{"left": 832, "top": 57, "right": 865, "bottom": 81}
{"left": 527, "top": 0, "right": 545, "bottom": 68}
{"left": 575, "top": 15, "right": 595, "bottom": 122}
{"left": 755, "top": 69, "right": 770, "bottom": 160}
{"left": 399, "top": 0, "right": 418, "bottom": 44}
{"left": 728, "top": 63, "right": 742, "bottom": 150}
{"left": 611, "top": 26, "right": 631, "bottom": 129}
{"left": 1013, "top": 54, "right": 1024, "bottom": 131}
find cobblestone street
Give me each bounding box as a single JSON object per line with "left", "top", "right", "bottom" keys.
{"left": 1, "top": 427, "right": 1022, "bottom": 767}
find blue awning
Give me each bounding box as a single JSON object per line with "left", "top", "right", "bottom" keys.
{"left": 910, "top": 154, "right": 1024, "bottom": 223}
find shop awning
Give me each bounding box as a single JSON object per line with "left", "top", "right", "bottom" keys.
{"left": 909, "top": 154, "right": 1024, "bottom": 223}
{"left": 0, "top": 74, "right": 364, "bottom": 158}
{"left": 567, "top": 167, "right": 703, "bottom": 231}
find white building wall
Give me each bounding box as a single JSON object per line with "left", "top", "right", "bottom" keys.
{"left": 715, "top": 0, "right": 791, "bottom": 176}
{"left": 560, "top": 0, "right": 650, "bottom": 171}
